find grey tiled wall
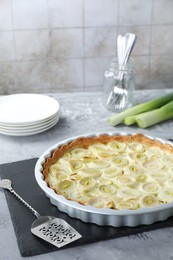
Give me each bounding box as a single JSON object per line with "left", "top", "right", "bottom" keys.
{"left": 0, "top": 0, "right": 173, "bottom": 94}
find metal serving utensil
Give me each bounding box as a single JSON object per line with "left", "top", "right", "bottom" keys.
{"left": 0, "top": 179, "right": 82, "bottom": 248}
{"left": 106, "top": 33, "right": 136, "bottom": 111}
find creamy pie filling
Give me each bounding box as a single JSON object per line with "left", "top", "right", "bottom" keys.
{"left": 43, "top": 134, "right": 173, "bottom": 210}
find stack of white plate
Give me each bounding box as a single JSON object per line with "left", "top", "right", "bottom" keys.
{"left": 0, "top": 94, "right": 60, "bottom": 136}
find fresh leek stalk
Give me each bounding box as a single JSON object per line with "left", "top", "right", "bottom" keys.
{"left": 136, "top": 101, "right": 173, "bottom": 128}
{"left": 124, "top": 115, "right": 137, "bottom": 125}
{"left": 108, "top": 92, "right": 173, "bottom": 126}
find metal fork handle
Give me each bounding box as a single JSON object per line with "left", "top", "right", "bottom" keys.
{"left": 0, "top": 179, "right": 41, "bottom": 219}
{"left": 116, "top": 33, "right": 136, "bottom": 82}
{"left": 8, "top": 188, "right": 41, "bottom": 219}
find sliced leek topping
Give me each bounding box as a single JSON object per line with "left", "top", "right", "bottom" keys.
{"left": 98, "top": 150, "right": 115, "bottom": 159}
{"left": 49, "top": 164, "right": 61, "bottom": 175}
{"left": 68, "top": 191, "right": 90, "bottom": 205}
{"left": 90, "top": 159, "right": 110, "bottom": 169}
{"left": 159, "top": 188, "right": 173, "bottom": 203}
{"left": 164, "top": 188, "right": 173, "bottom": 197}
{"left": 108, "top": 141, "right": 126, "bottom": 153}
{"left": 118, "top": 187, "right": 141, "bottom": 199}
{"left": 106, "top": 200, "right": 116, "bottom": 209}
{"left": 70, "top": 173, "right": 82, "bottom": 181}
{"left": 79, "top": 177, "right": 96, "bottom": 188}
{"left": 70, "top": 148, "right": 91, "bottom": 159}
{"left": 130, "top": 152, "right": 146, "bottom": 161}
{"left": 57, "top": 180, "right": 74, "bottom": 195}
{"left": 103, "top": 167, "right": 122, "bottom": 178}
{"left": 116, "top": 199, "right": 139, "bottom": 210}
{"left": 165, "top": 176, "right": 173, "bottom": 187}
{"left": 69, "top": 160, "right": 84, "bottom": 171}
{"left": 77, "top": 195, "right": 90, "bottom": 204}
{"left": 137, "top": 174, "right": 148, "bottom": 183}
{"left": 89, "top": 143, "right": 107, "bottom": 153}
{"left": 62, "top": 152, "right": 72, "bottom": 159}
{"left": 87, "top": 197, "right": 107, "bottom": 208}
{"left": 140, "top": 195, "right": 158, "bottom": 207}
{"left": 57, "top": 158, "right": 72, "bottom": 172}
{"left": 113, "top": 156, "right": 129, "bottom": 166}
{"left": 83, "top": 187, "right": 100, "bottom": 198}
{"left": 115, "top": 175, "right": 136, "bottom": 186}
{"left": 67, "top": 190, "right": 81, "bottom": 201}
{"left": 163, "top": 155, "right": 173, "bottom": 166}
{"left": 142, "top": 182, "right": 161, "bottom": 193}
{"left": 81, "top": 167, "right": 102, "bottom": 178}
{"left": 128, "top": 142, "right": 145, "bottom": 153}
{"left": 48, "top": 175, "right": 60, "bottom": 187}
{"left": 147, "top": 148, "right": 163, "bottom": 159}
{"left": 99, "top": 178, "right": 113, "bottom": 185}
{"left": 128, "top": 164, "right": 143, "bottom": 175}
{"left": 99, "top": 184, "right": 116, "bottom": 194}
{"left": 48, "top": 136, "right": 173, "bottom": 210}
{"left": 143, "top": 159, "right": 163, "bottom": 170}
{"left": 150, "top": 171, "right": 167, "bottom": 182}
{"left": 56, "top": 171, "right": 69, "bottom": 181}
{"left": 82, "top": 156, "right": 98, "bottom": 163}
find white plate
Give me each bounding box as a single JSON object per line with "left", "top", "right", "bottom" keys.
{"left": 0, "top": 94, "right": 60, "bottom": 124}
{"left": 0, "top": 115, "right": 59, "bottom": 132}
{"left": 0, "top": 111, "right": 59, "bottom": 127}
{"left": 0, "top": 112, "right": 60, "bottom": 131}
{"left": 35, "top": 132, "right": 173, "bottom": 227}
{"left": 0, "top": 117, "right": 59, "bottom": 136}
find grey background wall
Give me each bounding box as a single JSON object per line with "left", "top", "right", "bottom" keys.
{"left": 0, "top": 0, "right": 173, "bottom": 94}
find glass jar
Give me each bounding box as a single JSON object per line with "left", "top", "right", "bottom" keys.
{"left": 102, "top": 57, "right": 135, "bottom": 112}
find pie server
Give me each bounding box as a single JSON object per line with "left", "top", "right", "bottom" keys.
{"left": 0, "top": 179, "right": 82, "bottom": 248}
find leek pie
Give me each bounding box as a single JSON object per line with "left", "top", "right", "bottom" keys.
{"left": 42, "top": 133, "right": 173, "bottom": 210}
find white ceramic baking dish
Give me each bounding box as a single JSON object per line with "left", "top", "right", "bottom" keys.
{"left": 34, "top": 132, "right": 173, "bottom": 227}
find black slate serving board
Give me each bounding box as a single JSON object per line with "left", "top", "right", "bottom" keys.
{"left": 1, "top": 158, "right": 173, "bottom": 257}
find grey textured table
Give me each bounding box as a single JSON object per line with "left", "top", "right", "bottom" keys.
{"left": 1, "top": 89, "right": 173, "bottom": 260}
